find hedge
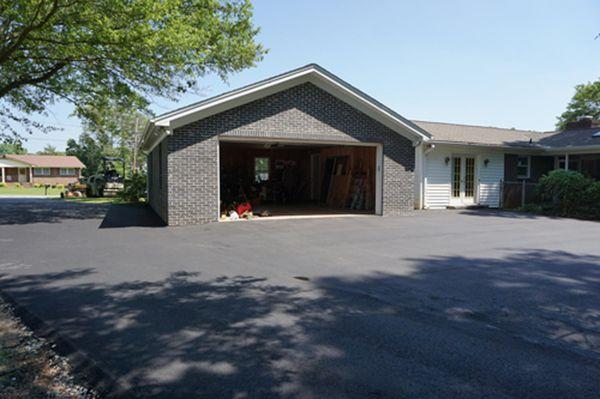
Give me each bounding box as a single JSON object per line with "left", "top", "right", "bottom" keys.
{"left": 535, "top": 170, "right": 600, "bottom": 219}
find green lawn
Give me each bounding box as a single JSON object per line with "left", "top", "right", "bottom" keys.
{"left": 0, "top": 186, "right": 63, "bottom": 196}
{"left": 62, "top": 196, "right": 121, "bottom": 204}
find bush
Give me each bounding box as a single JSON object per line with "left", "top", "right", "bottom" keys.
{"left": 582, "top": 181, "right": 600, "bottom": 219}
{"left": 14, "top": 182, "right": 22, "bottom": 188}
{"left": 535, "top": 170, "right": 600, "bottom": 219}
{"left": 56, "top": 184, "right": 64, "bottom": 189}
{"left": 117, "top": 173, "right": 147, "bottom": 203}
{"left": 33, "top": 183, "right": 42, "bottom": 188}
{"left": 0, "top": 182, "right": 6, "bottom": 188}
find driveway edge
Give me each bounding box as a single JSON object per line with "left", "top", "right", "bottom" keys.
{"left": 0, "top": 291, "right": 133, "bottom": 398}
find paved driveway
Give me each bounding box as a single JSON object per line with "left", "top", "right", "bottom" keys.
{"left": 0, "top": 198, "right": 599, "bottom": 398}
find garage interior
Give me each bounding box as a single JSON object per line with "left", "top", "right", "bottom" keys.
{"left": 219, "top": 140, "right": 377, "bottom": 220}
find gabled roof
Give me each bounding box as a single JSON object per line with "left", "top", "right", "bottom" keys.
{"left": 140, "top": 64, "right": 431, "bottom": 152}
{"left": 2, "top": 154, "right": 85, "bottom": 168}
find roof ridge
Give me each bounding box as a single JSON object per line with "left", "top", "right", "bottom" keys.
{"left": 411, "top": 119, "right": 544, "bottom": 134}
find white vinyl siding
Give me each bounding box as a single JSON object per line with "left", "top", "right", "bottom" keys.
{"left": 424, "top": 149, "right": 451, "bottom": 208}
{"left": 423, "top": 145, "right": 504, "bottom": 209}
{"left": 478, "top": 153, "right": 504, "bottom": 207}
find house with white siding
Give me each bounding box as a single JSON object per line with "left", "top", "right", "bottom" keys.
{"left": 412, "top": 118, "right": 600, "bottom": 209}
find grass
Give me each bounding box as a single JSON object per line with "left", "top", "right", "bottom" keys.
{"left": 62, "top": 196, "right": 121, "bottom": 204}
{"left": 63, "top": 196, "right": 146, "bottom": 205}
{"left": 0, "top": 186, "right": 63, "bottom": 196}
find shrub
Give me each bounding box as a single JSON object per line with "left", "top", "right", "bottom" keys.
{"left": 33, "top": 183, "right": 42, "bottom": 188}
{"left": 0, "top": 182, "right": 6, "bottom": 188}
{"left": 582, "top": 181, "right": 600, "bottom": 219}
{"left": 14, "top": 182, "right": 22, "bottom": 188}
{"left": 56, "top": 184, "right": 64, "bottom": 189}
{"left": 535, "top": 170, "right": 600, "bottom": 219}
{"left": 117, "top": 173, "right": 147, "bottom": 203}
{"left": 535, "top": 170, "right": 590, "bottom": 215}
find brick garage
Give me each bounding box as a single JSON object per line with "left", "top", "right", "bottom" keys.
{"left": 142, "top": 65, "right": 430, "bottom": 226}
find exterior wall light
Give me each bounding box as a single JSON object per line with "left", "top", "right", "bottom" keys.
{"left": 444, "top": 156, "right": 450, "bottom": 165}
{"left": 484, "top": 158, "right": 490, "bottom": 167}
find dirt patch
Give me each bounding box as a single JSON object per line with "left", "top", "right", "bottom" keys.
{"left": 0, "top": 298, "right": 98, "bottom": 398}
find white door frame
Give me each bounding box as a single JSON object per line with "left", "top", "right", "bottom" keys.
{"left": 450, "top": 154, "right": 476, "bottom": 206}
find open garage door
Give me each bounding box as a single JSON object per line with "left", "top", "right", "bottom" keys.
{"left": 219, "top": 139, "right": 380, "bottom": 221}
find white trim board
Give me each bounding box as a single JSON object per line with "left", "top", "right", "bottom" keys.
{"left": 140, "top": 64, "right": 431, "bottom": 152}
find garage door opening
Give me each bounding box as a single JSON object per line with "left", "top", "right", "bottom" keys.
{"left": 219, "top": 140, "right": 379, "bottom": 221}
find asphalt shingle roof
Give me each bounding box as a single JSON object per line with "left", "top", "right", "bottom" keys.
{"left": 2, "top": 154, "right": 85, "bottom": 168}
{"left": 412, "top": 120, "right": 600, "bottom": 149}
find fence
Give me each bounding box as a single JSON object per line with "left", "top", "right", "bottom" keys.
{"left": 501, "top": 180, "right": 538, "bottom": 209}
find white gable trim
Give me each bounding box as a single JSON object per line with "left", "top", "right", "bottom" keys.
{"left": 140, "top": 64, "right": 431, "bottom": 152}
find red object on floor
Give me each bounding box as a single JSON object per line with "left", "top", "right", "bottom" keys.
{"left": 236, "top": 202, "right": 252, "bottom": 215}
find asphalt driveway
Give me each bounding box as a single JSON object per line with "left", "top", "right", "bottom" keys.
{"left": 0, "top": 198, "right": 599, "bottom": 398}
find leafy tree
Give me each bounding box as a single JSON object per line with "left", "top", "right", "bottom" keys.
{"left": 37, "top": 144, "right": 63, "bottom": 155}
{"left": 0, "top": 0, "right": 265, "bottom": 138}
{"left": 0, "top": 138, "right": 27, "bottom": 154}
{"left": 65, "top": 134, "right": 106, "bottom": 176}
{"left": 79, "top": 105, "right": 149, "bottom": 176}
{"left": 557, "top": 80, "right": 600, "bottom": 129}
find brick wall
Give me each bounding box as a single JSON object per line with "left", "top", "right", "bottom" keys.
{"left": 164, "top": 82, "right": 415, "bottom": 225}
{"left": 147, "top": 141, "right": 169, "bottom": 223}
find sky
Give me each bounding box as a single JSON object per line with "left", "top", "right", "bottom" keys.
{"left": 17, "top": 0, "right": 600, "bottom": 153}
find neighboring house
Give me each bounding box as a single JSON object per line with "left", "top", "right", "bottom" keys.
{"left": 0, "top": 154, "right": 85, "bottom": 186}
{"left": 139, "top": 64, "right": 600, "bottom": 225}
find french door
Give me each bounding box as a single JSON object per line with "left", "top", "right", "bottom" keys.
{"left": 451, "top": 156, "right": 476, "bottom": 205}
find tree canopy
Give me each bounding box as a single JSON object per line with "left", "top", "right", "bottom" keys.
{"left": 556, "top": 80, "right": 600, "bottom": 129}
{"left": 36, "top": 144, "right": 62, "bottom": 155}
{"left": 0, "top": 0, "right": 265, "bottom": 137}
{"left": 0, "top": 138, "right": 27, "bottom": 154}
{"left": 65, "top": 134, "right": 108, "bottom": 176}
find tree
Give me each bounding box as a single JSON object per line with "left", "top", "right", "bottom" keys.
{"left": 557, "top": 80, "right": 600, "bottom": 129}
{"left": 0, "top": 0, "right": 265, "bottom": 138}
{"left": 65, "top": 134, "right": 106, "bottom": 176}
{"left": 79, "top": 105, "right": 149, "bottom": 176}
{"left": 37, "top": 144, "right": 62, "bottom": 155}
{"left": 0, "top": 138, "right": 27, "bottom": 155}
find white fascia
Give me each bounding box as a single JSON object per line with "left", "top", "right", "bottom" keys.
{"left": 140, "top": 65, "right": 431, "bottom": 152}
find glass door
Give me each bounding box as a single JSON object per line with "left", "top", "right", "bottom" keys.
{"left": 451, "top": 156, "right": 476, "bottom": 205}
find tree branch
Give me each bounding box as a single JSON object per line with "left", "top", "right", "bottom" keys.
{"left": 0, "top": 62, "right": 66, "bottom": 98}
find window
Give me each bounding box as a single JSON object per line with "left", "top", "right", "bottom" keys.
{"left": 34, "top": 167, "right": 50, "bottom": 176}
{"left": 60, "top": 168, "right": 76, "bottom": 176}
{"left": 516, "top": 156, "right": 530, "bottom": 179}
{"left": 557, "top": 155, "right": 579, "bottom": 171}
{"left": 254, "top": 157, "right": 269, "bottom": 182}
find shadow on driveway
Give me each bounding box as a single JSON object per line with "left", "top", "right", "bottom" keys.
{"left": 1, "top": 249, "right": 599, "bottom": 398}
{"left": 98, "top": 204, "right": 164, "bottom": 229}
{"left": 0, "top": 198, "right": 164, "bottom": 228}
